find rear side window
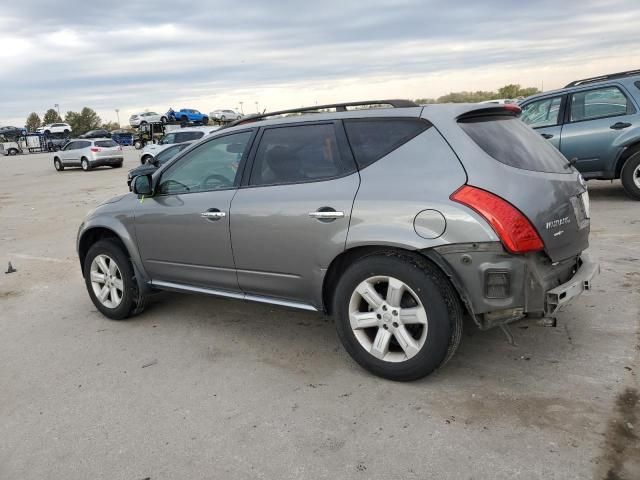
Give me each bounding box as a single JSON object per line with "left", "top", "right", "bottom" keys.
{"left": 79, "top": 141, "right": 92, "bottom": 149}
{"left": 459, "top": 116, "right": 569, "bottom": 174}
{"left": 250, "top": 123, "right": 348, "bottom": 186}
{"left": 344, "top": 118, "right": 430, "bottom": 169}
{"left": 569, "top": 86, "right": 632, "bottom": 122}
{"left": 95, "top": 140, "right": 117, "bottom": 148}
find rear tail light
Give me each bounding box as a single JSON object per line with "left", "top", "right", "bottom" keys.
{"left": 450, "top": 185, "right": 544, "bottom": 254}
{"left": 503, "top": 103, "right": 521, "bottom": 114}
{"left": 90, "top": 147, "right": 101, "bottom": 152}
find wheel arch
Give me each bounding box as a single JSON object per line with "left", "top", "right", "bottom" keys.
{"left": 78, "top": 226, "right": 129, "bottom": 274}
{"left": 321, "top": 245, "right": 476, "bottom": 323}
{"left": 615, "top": 141, "right": 640, "bottom": 178}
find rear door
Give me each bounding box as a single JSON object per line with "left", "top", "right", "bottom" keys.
{"left": 230, "top": 121, "right": 360, "bottom": 305}
{"left": 560, "top": 84, "right": 638, "bottom": 176}
{"left": 519, "top": 95, "right": 565, "bottom": 150}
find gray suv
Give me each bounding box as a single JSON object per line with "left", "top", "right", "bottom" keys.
{"left": 77, "top": 100, "right": 598, "bottom": 381}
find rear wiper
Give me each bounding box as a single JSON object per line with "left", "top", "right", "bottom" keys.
{"left": 565, "top": 157, "right": 578, "bottom": 169}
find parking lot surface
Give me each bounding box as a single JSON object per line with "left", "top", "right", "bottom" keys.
{"left": 1, "top": 149, "right": 639, "bottom": 480}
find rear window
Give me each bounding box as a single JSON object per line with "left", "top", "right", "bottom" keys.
{"left": 95, "top": 140, "right": 118, "bottom": 148}
{"left": 344, "top": 118, "right": 430, "bottom": 169}
{"left": 459, "top": 115, "right": 569, "bottom": 174}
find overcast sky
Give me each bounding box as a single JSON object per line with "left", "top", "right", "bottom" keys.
{"left": 1, "top": 0, "right": 639, "bottom": 126}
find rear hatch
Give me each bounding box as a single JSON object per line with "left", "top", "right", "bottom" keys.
{"left": 93, "top": 140, "right": 123, "bottom": 157}
{"left": 455, "top": 107, "right": 589, "bottom": 262}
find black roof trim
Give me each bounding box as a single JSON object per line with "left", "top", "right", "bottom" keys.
{"left": 225, "top": 99, "right": 419, "bottom": 128}
{"left": 564, "top": 69, "right": 640, "bottom": 88}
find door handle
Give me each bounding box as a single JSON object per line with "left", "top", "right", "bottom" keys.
{"left": 200, "top": 210, "right": 226, "bottom": 220}
{"left": 309, "top": 210, "right": 344, "bottom": 220}
{"left": 610, "top": 122, "right": 631, "bottom": 130}
{"left": 540, "top": 133, "right": 554, "bottom": 139}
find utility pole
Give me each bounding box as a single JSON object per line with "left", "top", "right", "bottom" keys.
{"left": 115, "top": 109, "right": 120, "bottom": 127}
{"left": 54, "top": 103, "right": 60, "bottom": 119}
{"left": 255, "top": 101, "right": 259, "bottom": 113}
{"left": 239, "top": 101, "right": 244, "bottom": 114}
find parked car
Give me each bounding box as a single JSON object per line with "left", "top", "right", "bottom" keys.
{"left": 37, "top": 123, "right": 71, "bottom": 135}
{"left": 79, "top": 129, "right": 111, "bottom": 139}
{"left": 77, "top": 99, "right": 597, "bottom": 381}
{"left": 167, "top": 108, "right": 209, "bottom": 124}
{"left": 127, "top": 142, "right": 193, "bottom": 188}
{"left": 210, "top": 109, "right": 242, "bottom": 122}
{"left": 139, "top": 126, "right": 218, "bottom": 164}
{"left": 129, "top": 112, "right": 168, "bottom": 128}
{"left": 519, "top": 69, "right": 640, "bottom": 199}
{"left": 53, "top": 138, "right": 123, "bottom": 171}
{"left": 111, "top": 129, "right": 134, "bottom": 146}
{"left": 0, "top": 126, "right": 26, "bottom": 139}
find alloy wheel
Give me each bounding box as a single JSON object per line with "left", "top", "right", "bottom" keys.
{"left": 90, "top": 254, "right": 124, "bottom": 309}
{"left": 634, "top": 164, "right": 640, "bottom": 189}
{"left": 348, "top": 276, "right": 428, "bottom": 363}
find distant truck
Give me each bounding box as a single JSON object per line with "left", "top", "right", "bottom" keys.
{"left": 166, "top": 108, "right": 209, "bottom": 124}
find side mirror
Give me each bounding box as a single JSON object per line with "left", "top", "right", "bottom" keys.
{"left": 132, "top": 174, "right": 153, "bottom": 196}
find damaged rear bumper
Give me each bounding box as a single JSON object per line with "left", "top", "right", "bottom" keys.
{"left": 544, "top": 254, "right": 599, "bottom": 316}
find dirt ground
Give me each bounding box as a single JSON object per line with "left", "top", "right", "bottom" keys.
{"left": 1, "top": 148, "right": 638, "bottom": 480}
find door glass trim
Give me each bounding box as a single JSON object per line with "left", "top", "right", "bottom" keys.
{"left": 566, "top": 84, "right": 636, "bottom": 124}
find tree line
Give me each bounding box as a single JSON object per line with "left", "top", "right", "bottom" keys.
{"left": 24, "top": 107, "right": 121, "bottom": 135}
{"left": 414, "top": 83, "right": 540, "bottom": 104}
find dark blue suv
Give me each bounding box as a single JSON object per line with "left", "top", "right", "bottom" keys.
{"left": 519, "top": 69, "right": 640, "bottom": 199}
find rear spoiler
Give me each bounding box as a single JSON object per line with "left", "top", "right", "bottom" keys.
{"left": 456, "top": 103, "right": 522, "bottom": 122}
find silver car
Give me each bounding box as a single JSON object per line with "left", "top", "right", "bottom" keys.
{"left": 210, "top": 109, "right": 242, "bottom": 122}
{"left": 54, "top": 138, "right": 123, "bottom": 171}
{"left": 76, "top": 100, "right": 598, "bottom": 380}
{"left": 139, "top": 126, "right": 219, "bottom": 164}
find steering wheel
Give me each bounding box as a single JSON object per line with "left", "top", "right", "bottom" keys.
{"left": 202, "top": 174, "right": 232, "bottom": 189}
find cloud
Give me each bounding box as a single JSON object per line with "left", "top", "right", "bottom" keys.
{"left": 1, "top": 0, "right": 639, "bottom": 125}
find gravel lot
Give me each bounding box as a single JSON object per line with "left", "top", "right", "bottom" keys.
{"left": 1, "top": 148, "right": 638, "bottom": 480}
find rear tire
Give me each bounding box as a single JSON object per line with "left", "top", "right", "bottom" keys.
{"left": 53, "top": 157, "right": 64, "bottom": 171}
{"left": 134, "top": 140, "right": 143, "bottom": 150}
{"left": 112, "top": 162, "right": 123, "bottom": 168}
{"left": 181, "top": 116, "right": 188, "bottom": 123}
{"left": 160, "top": 116, "right": 167, "bottom": 123}
{"left": 621, "top": 152, "right": 640, "bottom": 200}
{"left": 83, "top": 239, "right": 141, "bottom": 320}
{"left": 202, "top": 116, "right": 209, "bottom": 125}
{"left": 333, "top": 252, "right": 463, "bottom": 381}
{"left": 81, "top": 157, "right": 91, "bottom": 171}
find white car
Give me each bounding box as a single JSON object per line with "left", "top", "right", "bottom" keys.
{"left": 129, "top": 112, "right": 168, "bottom": 127}
{"left": 209, "top": 109, "right": 242, "bottom": 122}
{"left": 37, "top": 123, "right": 72, "bottom": 134}
{"left": 139, "top": 126, "right": 219, "bottom": 164}
{"left": 53, "top": 138, "right": 123, "bottom": 171}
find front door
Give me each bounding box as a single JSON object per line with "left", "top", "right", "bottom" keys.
{"left": 519, "top": 95, "right": 565, "bottom": 150}
{"left": 560, "top": 84, "right": 638, "bottom": 176}
{"left": 134, "top": 130, "right": 255, "bottom": 291}
{"left": 231, "top": 122, "right": 360, "bottom": 305}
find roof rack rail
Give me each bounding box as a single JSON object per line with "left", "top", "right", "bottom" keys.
{"left": 226, "top": 99, "right": 419, "bottom": 128}
{"left": 564, "top": 69, "right": 640, "bottom": 88}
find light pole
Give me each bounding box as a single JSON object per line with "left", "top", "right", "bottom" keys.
{"left": 239, "top": 101, "right": 244, "bottom": 114}
{"left": 255, "top": 101, "right": 259, "bottom": 113}
{"left": 54, "top": 103, "right": 60, "bottom": 119}
{"left": 115, "top": 109, "right": 120, "bottom": 127}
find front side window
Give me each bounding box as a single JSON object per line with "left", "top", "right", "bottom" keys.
{"left": 520, "top": 97, "right": 563, "bottom": 128}
{"left": 249, "top": 123, "right": 346, "bottom": 186}
{"left": 158, "top": 131, "right": 253, "bottom": 195}
{"left": 63, "top": 141, "right": 76, "bottom": 150}
{"left": 79, "top": 141, "right": 92, "bottom": 149}
{"left": 155, "top": 143, "right": 189, "bottom": 164}
{"left": 570, "top": 86, "right": 631, "bottom": 122}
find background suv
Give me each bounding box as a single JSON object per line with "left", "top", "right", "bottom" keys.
{"left": 77, "top": 100, "right": 596, "bottom": 381}
{"left": 519, "top": 69, "right": 640, "bottom": 199}
{"left": 37, "top": 123, "right": 71, "bottom": 135}
{"left": 129, "top": 112, "right": 167, "bottom": 127}
{"left": 53, "top": 138, "right": 123, "bottom": 171}
{"left": 210, "top": 109, "right": 242, "bottom": 122}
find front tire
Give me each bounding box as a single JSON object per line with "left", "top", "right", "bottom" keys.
{"left": 621, "top": 152, "right": 640, "bottom": 200}
{"left": 333, "top": 253, "right": 463, "bottom": 381}
{"left": 8, "top": 148, "right": 18, "bottom": 156}
{"left": 84, "top": 240, "right": 140, "bottom": 320}
{"left": 53, "top": 157, "right": 64, "bottom": 171}
{"left": 134, "top": 140, "right": 143, "bottom": 150}
{"left": 160, "top": 116, "right": 167, "bottom": 123}
{"left": 81, "top": 157, "right": 91, "bottom": 171}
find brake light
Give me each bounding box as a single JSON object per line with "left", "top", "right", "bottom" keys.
{"left": 503, "top": 103, "right": 521, "bottom": 114}
{"left": 90, "top": 147, "right": 101, "bottom": 152}
{"left": 450, "top": 185, "right": 543, "bottom": 254}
